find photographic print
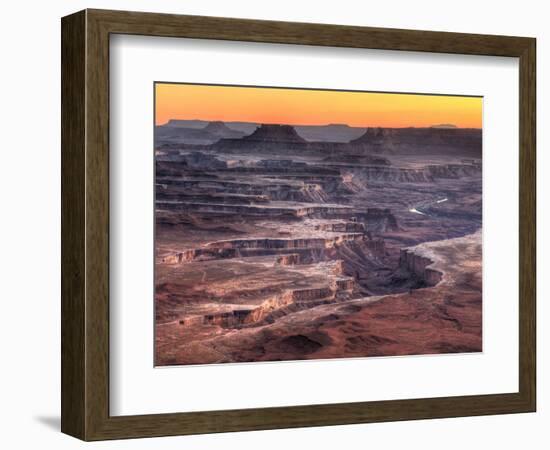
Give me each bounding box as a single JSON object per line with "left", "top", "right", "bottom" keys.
{"left": 154, "top": 83, "right": 482, "bottom": 366}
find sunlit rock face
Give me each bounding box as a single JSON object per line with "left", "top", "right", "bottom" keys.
{"left": 154, "top": 121, "right": 482, "bottom": 366}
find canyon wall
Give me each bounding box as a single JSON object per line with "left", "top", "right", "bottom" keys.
{"left": 399, "top": 249, "right": 443, "bottom": 286}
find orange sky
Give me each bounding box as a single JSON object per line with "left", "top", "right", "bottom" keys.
{"left": 155, "top": 83, "right": 482, "bottom": 128}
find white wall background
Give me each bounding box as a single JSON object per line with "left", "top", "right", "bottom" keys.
{"left": 0, "top": 0, "right": 546, "bottom": 448}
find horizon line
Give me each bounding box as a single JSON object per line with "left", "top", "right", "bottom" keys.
{"left": 158, "top": 118, "right": 482, "bottom": 130}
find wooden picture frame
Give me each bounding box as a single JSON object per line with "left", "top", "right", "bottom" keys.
{"left": 61, "top": 8, "right": 536, "bottom": 441}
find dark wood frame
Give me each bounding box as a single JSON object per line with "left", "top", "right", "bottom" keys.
{"left": 61, "top": 8, "right": 536, "bottom": 441}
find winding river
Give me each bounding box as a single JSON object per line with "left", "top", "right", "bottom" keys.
{"left": 409, "top": 197, "right": 448, "bottom": 216}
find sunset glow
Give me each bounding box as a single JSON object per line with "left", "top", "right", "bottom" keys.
{"left": 155, "top": 83, "right": 482, "bottom": 129}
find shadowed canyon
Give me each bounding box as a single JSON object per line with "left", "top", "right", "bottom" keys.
{"left": 154, "top": 120, "right": 482, "bottom": 366}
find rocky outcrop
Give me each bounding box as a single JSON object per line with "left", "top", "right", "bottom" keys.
{"left": 199, "top": 270, "right": 356, "bottom": 328}
{"left": 203, "top": 309, "right": 255, "bottom": 327}
{"left": 203, "top": 290, "right": 295, "bottom": 327}
{"left": 161, "top": 233, "right": 363, "bottom": 264}
{"left": 203, "top": 121, "right": 246, "bottom": 139}
{"left": 212, "top": 124, "right": 308, "bottom": 151}
{"left": 349, "top": 127, "right": 482, "bottom": 157}
{"left": 161, "top": 234, "right": 367, "bottom": 265}
{"left": 244, "top": 124, "right": 308, "bottom": 144}
{"left": 349, "top": 127, "right": 397, "bottom": 152}
{"left": 155, "top": 120, "right": 246, "bottom": 146}
{"left": 399, "top": 249, "right": 442, "bottom": 286}
{"left": 335, "top": 277, "right": 355, "bottom": 292}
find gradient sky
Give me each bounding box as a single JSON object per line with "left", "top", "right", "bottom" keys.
{"left": 155, "top": 83, "right": 482, "bottom": 128}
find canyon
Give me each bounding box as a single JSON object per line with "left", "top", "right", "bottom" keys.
{"left": 154, "top": 121, "right": 482, "bottom": 365}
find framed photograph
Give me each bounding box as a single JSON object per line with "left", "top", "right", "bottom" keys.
{"left": 61, "top": 9, "right": 536, "bottom": 440}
